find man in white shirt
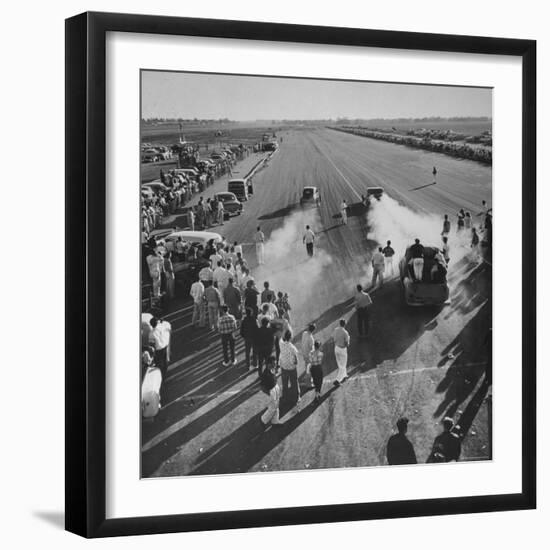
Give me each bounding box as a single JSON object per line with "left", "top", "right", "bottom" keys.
{"left": 198, "top": 265, "right": 213, "bottom": 286}
{"left": 279, "top": 330, "right": 301, "bottom": 411}
{"left": 217, "top": 200, "right": 225, "bottom": 225}
{"left": 371, "top": 247, "right": 385, "bottom": 288}
{"left": 303, "top": 225, "right": 315, "bottom": 257}
{"left": 209, "top": 250, "right": 222, "bottom": 270}
{"left": 213, "top": 261, "right": 230, "bottom": 303}
{"left": 340, "top": 200, "right": 348, "bottom": 225}
{"left": 148, "top": 317, "right": 171, "bottom": 380}
{"left": 332, "top": 319, "right": 350, "bottom": 386}
{"left": 254, "top": 226, "right": 265, "bottom": 265}
{"left": 189, "top": 277, "right": 205, "bottom": 327}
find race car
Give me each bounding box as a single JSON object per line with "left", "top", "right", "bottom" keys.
{"left": 300, "top": 186, "right": 321, "bottom": 206}
{"left": 399, "top": 245, "right": 450, "bottom": 306}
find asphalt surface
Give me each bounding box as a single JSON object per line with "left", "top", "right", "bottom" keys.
{"left": 142, "top": 127, "right": 492, "bottom": 477}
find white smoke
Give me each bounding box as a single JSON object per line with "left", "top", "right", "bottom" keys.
{"left": 252, "top": 209, "right": 333, "bottom": 330}
{"left": 367, "top": 194, "right": 474, "bottom": 266}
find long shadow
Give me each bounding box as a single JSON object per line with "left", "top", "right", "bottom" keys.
{"left": 257, "top": 203, "right": 298, "bottom": 220}
{"left": 190, "top": 386, "right": 339, "bottom": 475}
{"left": 142, "top": 380, "right": 260, "bottom": 477}
{"left": 410, "top": 182, "right": 437, "bottom": 191}
{"left": 434, "top": 301, "right": 491, "bottom": 418}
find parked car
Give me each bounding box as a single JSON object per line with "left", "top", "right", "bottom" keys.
{"left": 141, "top": 148, "right": 160, "bottom": 163}
{"left": 214, "top": 192, "right": 243, "bottom": 217}
{"left": 163, "top": 230, "right": 224, "bottom": 258}
{"left": 398, "top": 245, "right": 450, "bottom": 306}
{"left": 300, "top": 186, "right": 321, "bottom": 206}
{"left": 142, "top": 181, "right": 169, "bottom": 193}
{"left": 228, "top": 178, "right": 251, "bottom": 201}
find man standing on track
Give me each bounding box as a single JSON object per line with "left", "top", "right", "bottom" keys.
{"left": 332, "top": 319, "right": 350, "bottom": 387}
{"left": 382, "top": 240, "right": 395, "bottom": 276}
{"left": 303, "top": 225, "right": 315, "bottom": 257}
{"left": 255, "top": 226, "right": 265, "bottom": 265}
{"left": 371, "top": 247, "right": 385, "bottom": 288}
{"left": 340, "top": 199, "right": 348, "bottom": 225}
{"left": 432, "top": 166, "right": 437, "bottom": 184}
{"left": 355, "top": 284, "right": 373, "bottom": 339}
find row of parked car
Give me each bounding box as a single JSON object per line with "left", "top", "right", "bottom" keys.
{"left": 141, "top": 144, "right": 174, "bottom": 163}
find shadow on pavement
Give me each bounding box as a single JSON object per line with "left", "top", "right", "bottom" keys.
{"left": 189, "top": 386, "right": 339, "bottom": 475}
{"left": 258, "top": 203, "right": 298, "bottom": 220}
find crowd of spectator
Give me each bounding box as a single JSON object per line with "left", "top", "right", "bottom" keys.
{"left": 331, "top": 126, "right": 492, "bottom": 165}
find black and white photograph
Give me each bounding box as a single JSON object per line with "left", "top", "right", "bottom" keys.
{"left": 140, "top": 71, "right": 493, "bottom": 477}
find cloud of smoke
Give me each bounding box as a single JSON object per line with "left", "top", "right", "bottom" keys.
{"left": 367, "top": 194, "right": 473, "bottom": 266}
{"left": 253, "top": 208, "right": 333, "bottom": 330}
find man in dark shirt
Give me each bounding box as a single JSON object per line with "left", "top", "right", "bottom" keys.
{"left": 240, "top": 307, "right": 258, "bottom": 371}
{"left": 382, "top": 240, "right": 395, "bottom": 277}
{"left": 409, "top": 238, "right": 425, "bottom": 281}
{"left": 255, "top": 317, "right": 276, "bottom": 378}
{"left": 244, "top": 279, "right": 259, "bottom": 316}
{"left": 386, "top": 417, "right": 417, "bottom": 465}
{"left": 427, "top": 417, "right": 462, "bottom": 463}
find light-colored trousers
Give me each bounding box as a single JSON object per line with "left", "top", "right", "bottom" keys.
{"left": 150, "top": 271, "right": 161, "bottom": 297}
{"left": 334, "top": 345, "right": 348, "bottom": 382}
{"left": 384, "top": 256, "right": 394, "bottom": 276}
{"left": 371, "top": 266, "right": 384, "bottom": 287}
{"left": 412, "top": 258, "right": 424, "bottom": 280}
{"left": 256, "top": 243, "right": 265, "bottom": 265}
{"left": 261, "top": 397, "right": 280, "bottom": 425}
{"left": 192, "top": 301, "right": 206, "bottom": 326}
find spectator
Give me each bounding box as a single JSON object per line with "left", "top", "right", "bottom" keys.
{"left": 308, "top": 340, "right": 325, "bottom": 403}
{"left": 255, "top": 317, "right": 276, "bottom": 378}
{"left": 213, "top": 260, "right": 230, "bottom": 302}
{"left": 427, "top": 417, "right": 462, "bottom": 463}
{"left": 148, "top": 317, "right": 171, "bottom": 381}
{"left": 260, "top": 364, "right": 282, "bottom": 426}
{"left": 255, "top": 226, "right": 265, "bottom": 265}
{"left": 261, "top": 281, "right": 276, "bottom": 304}
{"left": 244, "top": 279, "right": 260, "bottom": 316}
{"left": 382, "top": 240, "right": 395, "bottom": 276}
{"left": 198, "top": 263, "right": 213, "bottom": 287}
{"left": 240, "top": 307, "right": 258, "bottom": 371}
{"left": 217, "top": 198, "right": 225, "bottom": 225}
{"left": 442, "top": 236, "right": 450, "bottom": 265}
{"left": 355, "top": 284, "right": 373, "bottom": 338}
{"left": 146, "top": 250, "right": 163, "bottom": 298}
{"left": 279, "top": 330, "right": 301, "bottom": 412}
{"left": 332, "top": 319, "right": 350, "bottom": 387}
{"left": 275, "top": 291, "right": 291, "bottom": 323}
{"left": 218, "top": 305, "right": 237, "bottom": 367}
{"left": 386, "top": 417, "right": 417, "bottom": 465}
{"left": 301, "top": 323, "right": 315, "bottom": 376}
{"left": 223, "top": 277, "right": 242, "bottom": 319}
{"left": 303, "top": 225, "right": 315, "bottom": 257}
{"left": 261, "top": 294, "right": 279, "bottom": 319}
{"left": 204, "top": 282, "right": 221, "bottom": 331}
{"left": 371, "top": 247, "right": 385, "bottom": 287}
{"left": 464, "top": 211, "right": 472, "bottom": 230}
{"left": 163, "top": 252, "right": 175, "bottom": 300}
{"left": 340, "top": 199, "right": 348, "bottom": 225}
{"left": 442, "top": 214, "right": 451, "bottom": 236}
{"left": 187, "top": 207, "right": 195, "bottom": 231}
{"left": 189, "top": 276, "right": 205, "bottom": 328}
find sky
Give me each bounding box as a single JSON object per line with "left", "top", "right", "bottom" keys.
{"left": 141, "top": 70, "right": 492, "bottom": 121}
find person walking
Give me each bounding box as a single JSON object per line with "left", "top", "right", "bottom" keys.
{"left": 240, "top": 307, "right": 258, "bottom": 371}
{"left": 255, "top": 226, "right": 265, "bottom": 265}
{"left": 386, "top": 417, "right": 417, "bottom": 465}
{"left": 371, "top": 247, "right": 385, "bottom": 288}
{"left": 355, "top": 284, "right": 373, "bottom": 338}
{"left": 409, "top": 238, "right": 425, "bottom": 281}
{"left": 332, "top": 319, "right": 350, "bottom": 387}
{"left": 303, "top": 225, "right": 315, "bottom": 257}
{"left": 204, "top": 282, "right": 221, "bottom": 331}
{"left": 189, "top": 276, "right": 205, "bottom": 327}
{"left": 382, "top": 240, "right": 395, "bottom": 276}
{"left": 279, "top": 330, "right": 301, "bottom": 412}
{"left": 340, "top": 199, "right": 348, "bottom": 225}
{"left": 223, "top": 277, "right": 242, "bottom": 320}
{"left": 218, "top": 305, "right": 238, "bottom": 367}
{"left": 308, "top": 340, "right": 325, "bottom": 402}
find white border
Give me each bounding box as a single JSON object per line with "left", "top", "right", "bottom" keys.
{"left": 106, "top": 31, "right": 522, "bottom": 519}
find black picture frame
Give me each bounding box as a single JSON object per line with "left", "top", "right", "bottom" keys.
{"left": 65, "top": 11, "right": 536, "bottom": 538}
